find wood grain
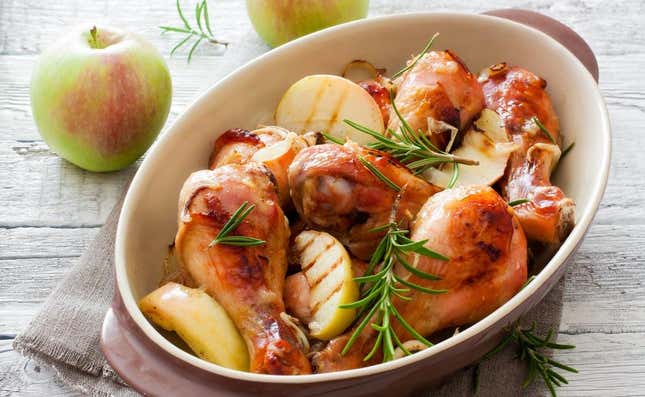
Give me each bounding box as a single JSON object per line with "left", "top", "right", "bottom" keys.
{"left": 1, "top": 0, "right": 644, "bottom": 395}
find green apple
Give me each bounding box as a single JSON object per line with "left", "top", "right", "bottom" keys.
{"left": 246, "top": 0, "right": 369, "bottom": 48}
{"left": 31, "top": 25, "right": 172, "bottom": 172}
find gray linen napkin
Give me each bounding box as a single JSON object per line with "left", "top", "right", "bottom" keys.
{"left": 12, "top": 27, "right": 566, "bottom": 397}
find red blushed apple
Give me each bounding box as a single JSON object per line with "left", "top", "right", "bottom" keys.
{"left": 31, "top": 25, "right": 172, "bottom": 172}
{"left": 246, "top": 0, "right": 369, "bottom": 48}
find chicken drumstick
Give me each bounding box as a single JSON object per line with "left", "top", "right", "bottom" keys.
{"left": 175, "top": 163, "right": 311, "bottom": 374}
{"left": 480, "top": 64, "right": 575, "bottom": 244}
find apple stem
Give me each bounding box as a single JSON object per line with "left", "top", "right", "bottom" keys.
{"left": 89, "top": 26, "right": 99, "bottom": 48}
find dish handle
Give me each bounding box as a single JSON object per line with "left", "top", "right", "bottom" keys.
{"left": 485, "top": 9, "right": 599, "bottom": 82}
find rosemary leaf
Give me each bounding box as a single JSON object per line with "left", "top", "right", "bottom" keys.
{"left": 176, "top": 0, "right": 191, "bottom": 29}
{"left": 562, "top": 142, "right": 575, "bottom": 158}
{"left": 532, "top": 116, "right": 557, "bottom": 145}
{"left": 321, "top": 132, "right": 346, "bottom": 145}
{"left": 447, "top": 162, "right": 459, "bottom": 188}
{"left": 358, "top": 156, "right": 401, "bottom": 192}
{"left": 509, "top": 198, "right": 531, "bottom": 207}
{"left": 392, "top": 32, "right": 440, "bottom": 79}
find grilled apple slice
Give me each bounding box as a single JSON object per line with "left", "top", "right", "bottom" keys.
{"left": 426, "top": 109, "right": 517, "bottom": 187}
{"left": 139, "top": 282, "right": 249, "bottom": 371}
{"left": 294, "top": 230, "right": 359, "bottom": 340}
{"left": 275, "top": 74, "right": 385, "bottom": 145}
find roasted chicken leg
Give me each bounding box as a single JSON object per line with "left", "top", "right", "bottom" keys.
{"left": 314, "top": 185, "right": 527, "bottom": 372}
{"left": 208, "top": 126, "right": 286, "bottom": 169}
{"left": 175, "top": 163, "right": 311, "bottom": 374}
{"left": 288, "top": 141, "right": 439, "bottom": 259}
{"left": 480, "top": 64, "right": 575, "bottom": 244}
{"left": 389, "top": 50, "right": 485, "bottom": 149}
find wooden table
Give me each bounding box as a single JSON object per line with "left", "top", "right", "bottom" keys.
{"left": 1, "top": 0, "right": 643, "bottom": 395}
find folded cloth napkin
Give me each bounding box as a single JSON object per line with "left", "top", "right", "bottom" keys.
{"left": 13, "top": 29, "right": 567, "bottom": 397}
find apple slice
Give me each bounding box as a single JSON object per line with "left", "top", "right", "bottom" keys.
{"left": 426, "top": 109, "right": 517, "bottom": 188}
{"left": 294, "top": 230, "right": 359, "bottom": 340}
{"left": 139, "top": 282, "right": 249, "bottom": 371}
{"left": 275, "top": 74, "right": 385, "bottom": 145}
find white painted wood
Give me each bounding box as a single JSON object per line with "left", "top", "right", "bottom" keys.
{"left": 1, "top": 0, "right": 644, "bottom": 395}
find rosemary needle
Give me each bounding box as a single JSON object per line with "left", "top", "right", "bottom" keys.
{"left": 508, "top": 198, "right": 531, "bottom": 207}
{"left": 208, "top": 201, "right": 265, "bottom": 247}
{"left": 562, "top": 142, "right": 575, "bottom": 158}
{"left": 392, "top": 33, "right": 440, "bottom": 79}
{"left": 532, "top": 116, "right": 557, "bottom": 145}
{"left": 358, "top": 156, "right": 401, "bottom": 192}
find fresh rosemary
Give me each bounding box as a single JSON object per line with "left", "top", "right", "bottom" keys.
{"left": 508, "top": 198, "right": 531, "bottom": 207}
{"left": 339, "top": 221, "right": 449, "bottom": 362}
{"left": 208, "top": 201, "right": 265, "bottom": 247}
{"left": 358, "top": 156, "right": 401, "bottom": 192}
{"left": 476, "top": 322, "right": 577, "bottom": 397}
{"left": 160, "top": 0, "right": 228, "bottom": 62}
{"left": 321, "top": 132, "right": 346, "bottom": 145}
{"left": 532, "top": 116, "right": 557, "bottom": 145}
{"left": 344, "top": 91, "right": 477, "bottom": 179}
{"left": 391, "top": 33, "right": 440, "bottom": 79}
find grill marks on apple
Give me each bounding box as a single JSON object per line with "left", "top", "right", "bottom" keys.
{"left": 294, "top": 231, "right": 358, "bottom": 340}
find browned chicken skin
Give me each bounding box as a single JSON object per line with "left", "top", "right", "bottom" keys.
{"left": 358, "top": 76, "right": 393, "bottom": 125}
{"left": 390, "top": 50, "right": 485, "bottom": 148}
{"left": 208, "top": 126, "right": 286, "bottom": 169}
{"left": 174, "top": 163, "right": 311, "bottom": 374}
{"left": 209, "top": 126, "right": 318, "bottom": 209}
{"left": 313, "top": 186, "right": 527, "bottom": 372}
{"left": 288, "top": 142, "right": 439, "bottom": 260}
{"left": 481, "top": 64, "right": 575, "bottom": 244}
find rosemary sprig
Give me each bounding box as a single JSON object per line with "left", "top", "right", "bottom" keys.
{"left": 532, "top": 117, "right": 557, "bottom": 145}
{"left": 509, "top": 198, "right": 531, "bottom": 207}
{"left": 344, "top": 91, "right": 477, "bottom": 178}
{"left": 358, "top": 156, "right": 401, "bottom": 192}
{"left": 475, "top": 322, "right": 577, "bottom": 397}
{"left": 208, "top": 201, "right": 265, "bottom": 247}
{"left": 340, "top": 221, "right": 449, "bottom": 362}
{"left": 392, "top": 33, "right": 440, "bottom": 79}
{"left": 160, "top": 0, "right": 228, "bottom": 62}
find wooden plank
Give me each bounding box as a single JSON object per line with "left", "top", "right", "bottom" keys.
{"left": 2, "top": 332, "right": 644, "bottom": 396}
{"left": 0, "top": 228, "right": 98, "bottom": 260}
